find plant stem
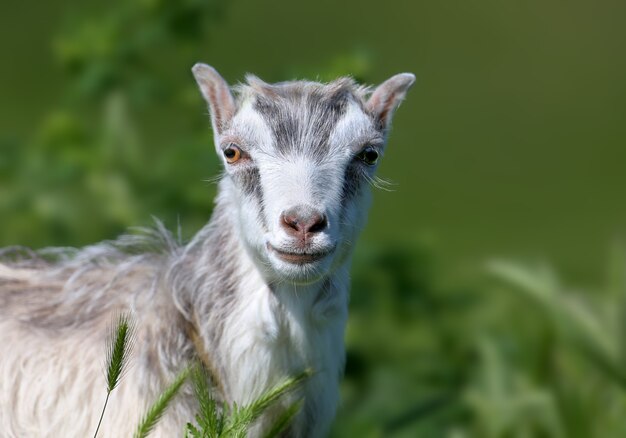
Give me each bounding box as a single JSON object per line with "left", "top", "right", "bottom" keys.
{"left": 93, "top": 390, "right": 111, "bottom": 438}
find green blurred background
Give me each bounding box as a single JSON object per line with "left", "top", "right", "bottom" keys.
{"left": 1, "top": 0, "right": 625, "bottom": 436}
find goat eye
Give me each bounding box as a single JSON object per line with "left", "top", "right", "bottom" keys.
{"left": 223, "top": 145, "right": 242, "bottom": 163}
{"left": 356, "top": 146, "right": 379, "bottom": 165}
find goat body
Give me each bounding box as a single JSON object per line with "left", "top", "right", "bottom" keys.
{"left": 0, "top": 65, "right": 414, "bottom": 437}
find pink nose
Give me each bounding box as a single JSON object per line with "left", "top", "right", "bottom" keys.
{"left": 280, "top": 206, "right": 328, "bottom": 238}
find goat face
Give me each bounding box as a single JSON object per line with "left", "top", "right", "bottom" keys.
{"left": 193, "top": 65, "right": 414, "bottom": 284}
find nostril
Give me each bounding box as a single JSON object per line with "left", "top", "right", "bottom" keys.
{"left": 281, "top": 213, "right": 301, "bottom": 232}
{"left": 280, "top": 206, "right": 327, "bottom": 237}
{"left": 308, "top": 214, "right": 327, "bottom": 233}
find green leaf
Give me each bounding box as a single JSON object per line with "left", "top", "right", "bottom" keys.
{"left": 105, "top": 312, "right": 136, "bottom": 392}
{"left": 261, "top": 400, "right": 303, "bottom": 438}
{"left": 223, "top": 369, "right": 311, "bottom": 436}
{"left": 188, "top": 363, "right": 225, "bottom": 436}
{"left": 134, "top": 366, "right": 191, "bottom": 438}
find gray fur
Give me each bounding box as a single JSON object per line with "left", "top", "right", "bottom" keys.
{"left": 251, "top": 79, "right": 353, "bottom": 160}
{"left": 0, "top": 66, "right": 414, "bottom": 437}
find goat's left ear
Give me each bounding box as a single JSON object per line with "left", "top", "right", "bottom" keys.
{"left": 192, "top": 63, "right": 236, "bottom": 135}
{"left": 367, "top": 73, "right": 416, "bottom": 130}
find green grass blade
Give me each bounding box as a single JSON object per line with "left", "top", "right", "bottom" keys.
{"left": 189, "top": 363, "right": 224, "bottom": 435}
{"left": 133, "top": 366, "right": 191, "bottom": 438}
{"left": 105, "top": 312, "right": 136, "bottom": 392}
{"left": 92, "top": 392, "right": 110, "bottom": 438}
{"left": 242, "top": 369, "right": 310, "bottom": 423}
{"left": 184, "top": 422, "right": 201, "bottom": 438}
{"left": 225, "top": 369, "right": 311, "bottom": 434}
{"left": 94, "top": 312, "right": 136, "bottom": 438}
{"left": 261, "top": 399, "right": 303, "bottom": 438}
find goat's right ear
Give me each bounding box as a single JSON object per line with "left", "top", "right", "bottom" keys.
{"left": 192, "top": 63, "right": 236, "bottom": 135}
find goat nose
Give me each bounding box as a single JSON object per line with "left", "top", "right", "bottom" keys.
{"left": 280, "top": 206, "right": 328, "bottom": 237}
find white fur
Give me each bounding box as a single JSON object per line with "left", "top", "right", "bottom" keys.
{"left": 0, "top": 70, "right": 414, "bottom": 437}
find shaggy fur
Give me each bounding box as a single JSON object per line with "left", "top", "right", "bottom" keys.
{"left": 0, "top": 66, "right": 414, "bottom": 437}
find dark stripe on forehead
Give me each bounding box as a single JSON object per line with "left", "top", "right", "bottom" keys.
{"left": 253, "top": 84, "right": 351, "bottom": 160}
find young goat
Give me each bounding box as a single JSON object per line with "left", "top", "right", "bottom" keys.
{"left": 0, "top": 64, "right": 414, "bottom": 437}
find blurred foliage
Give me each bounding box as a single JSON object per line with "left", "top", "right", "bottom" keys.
{"left": 2, "top": 0, "right": 626, "bottom": 436}
{"left": 54, "top": 0, "right": 223, "bottom": 100}
{"left": 0, "top": 0, "right": 375, "bottom": 249}
{"left": 0, "top": 0, "right": 227, "bottom": 247}
{"left": 332, "top": 242, "right": 626, "bottom": 437}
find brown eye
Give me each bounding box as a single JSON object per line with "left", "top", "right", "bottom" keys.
{"left": 356, "top": 146, "right": 379, "bottom": 165}
{"left": 223, "top": 145, "right": 242, "bottom": 163}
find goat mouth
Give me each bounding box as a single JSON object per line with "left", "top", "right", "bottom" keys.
{"left": 266, "top": 244, "right": 334, "bottom": 265}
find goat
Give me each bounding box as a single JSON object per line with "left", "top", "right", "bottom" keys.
{"left": 0, "top": 64, "right": 414, "bottom": 437}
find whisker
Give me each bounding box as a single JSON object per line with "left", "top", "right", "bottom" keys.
{"left": 364, "top": 173, "right": 396, "bottom": 192}
{"left": 203, "top": 173, "right": 225, "bottom": 185}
